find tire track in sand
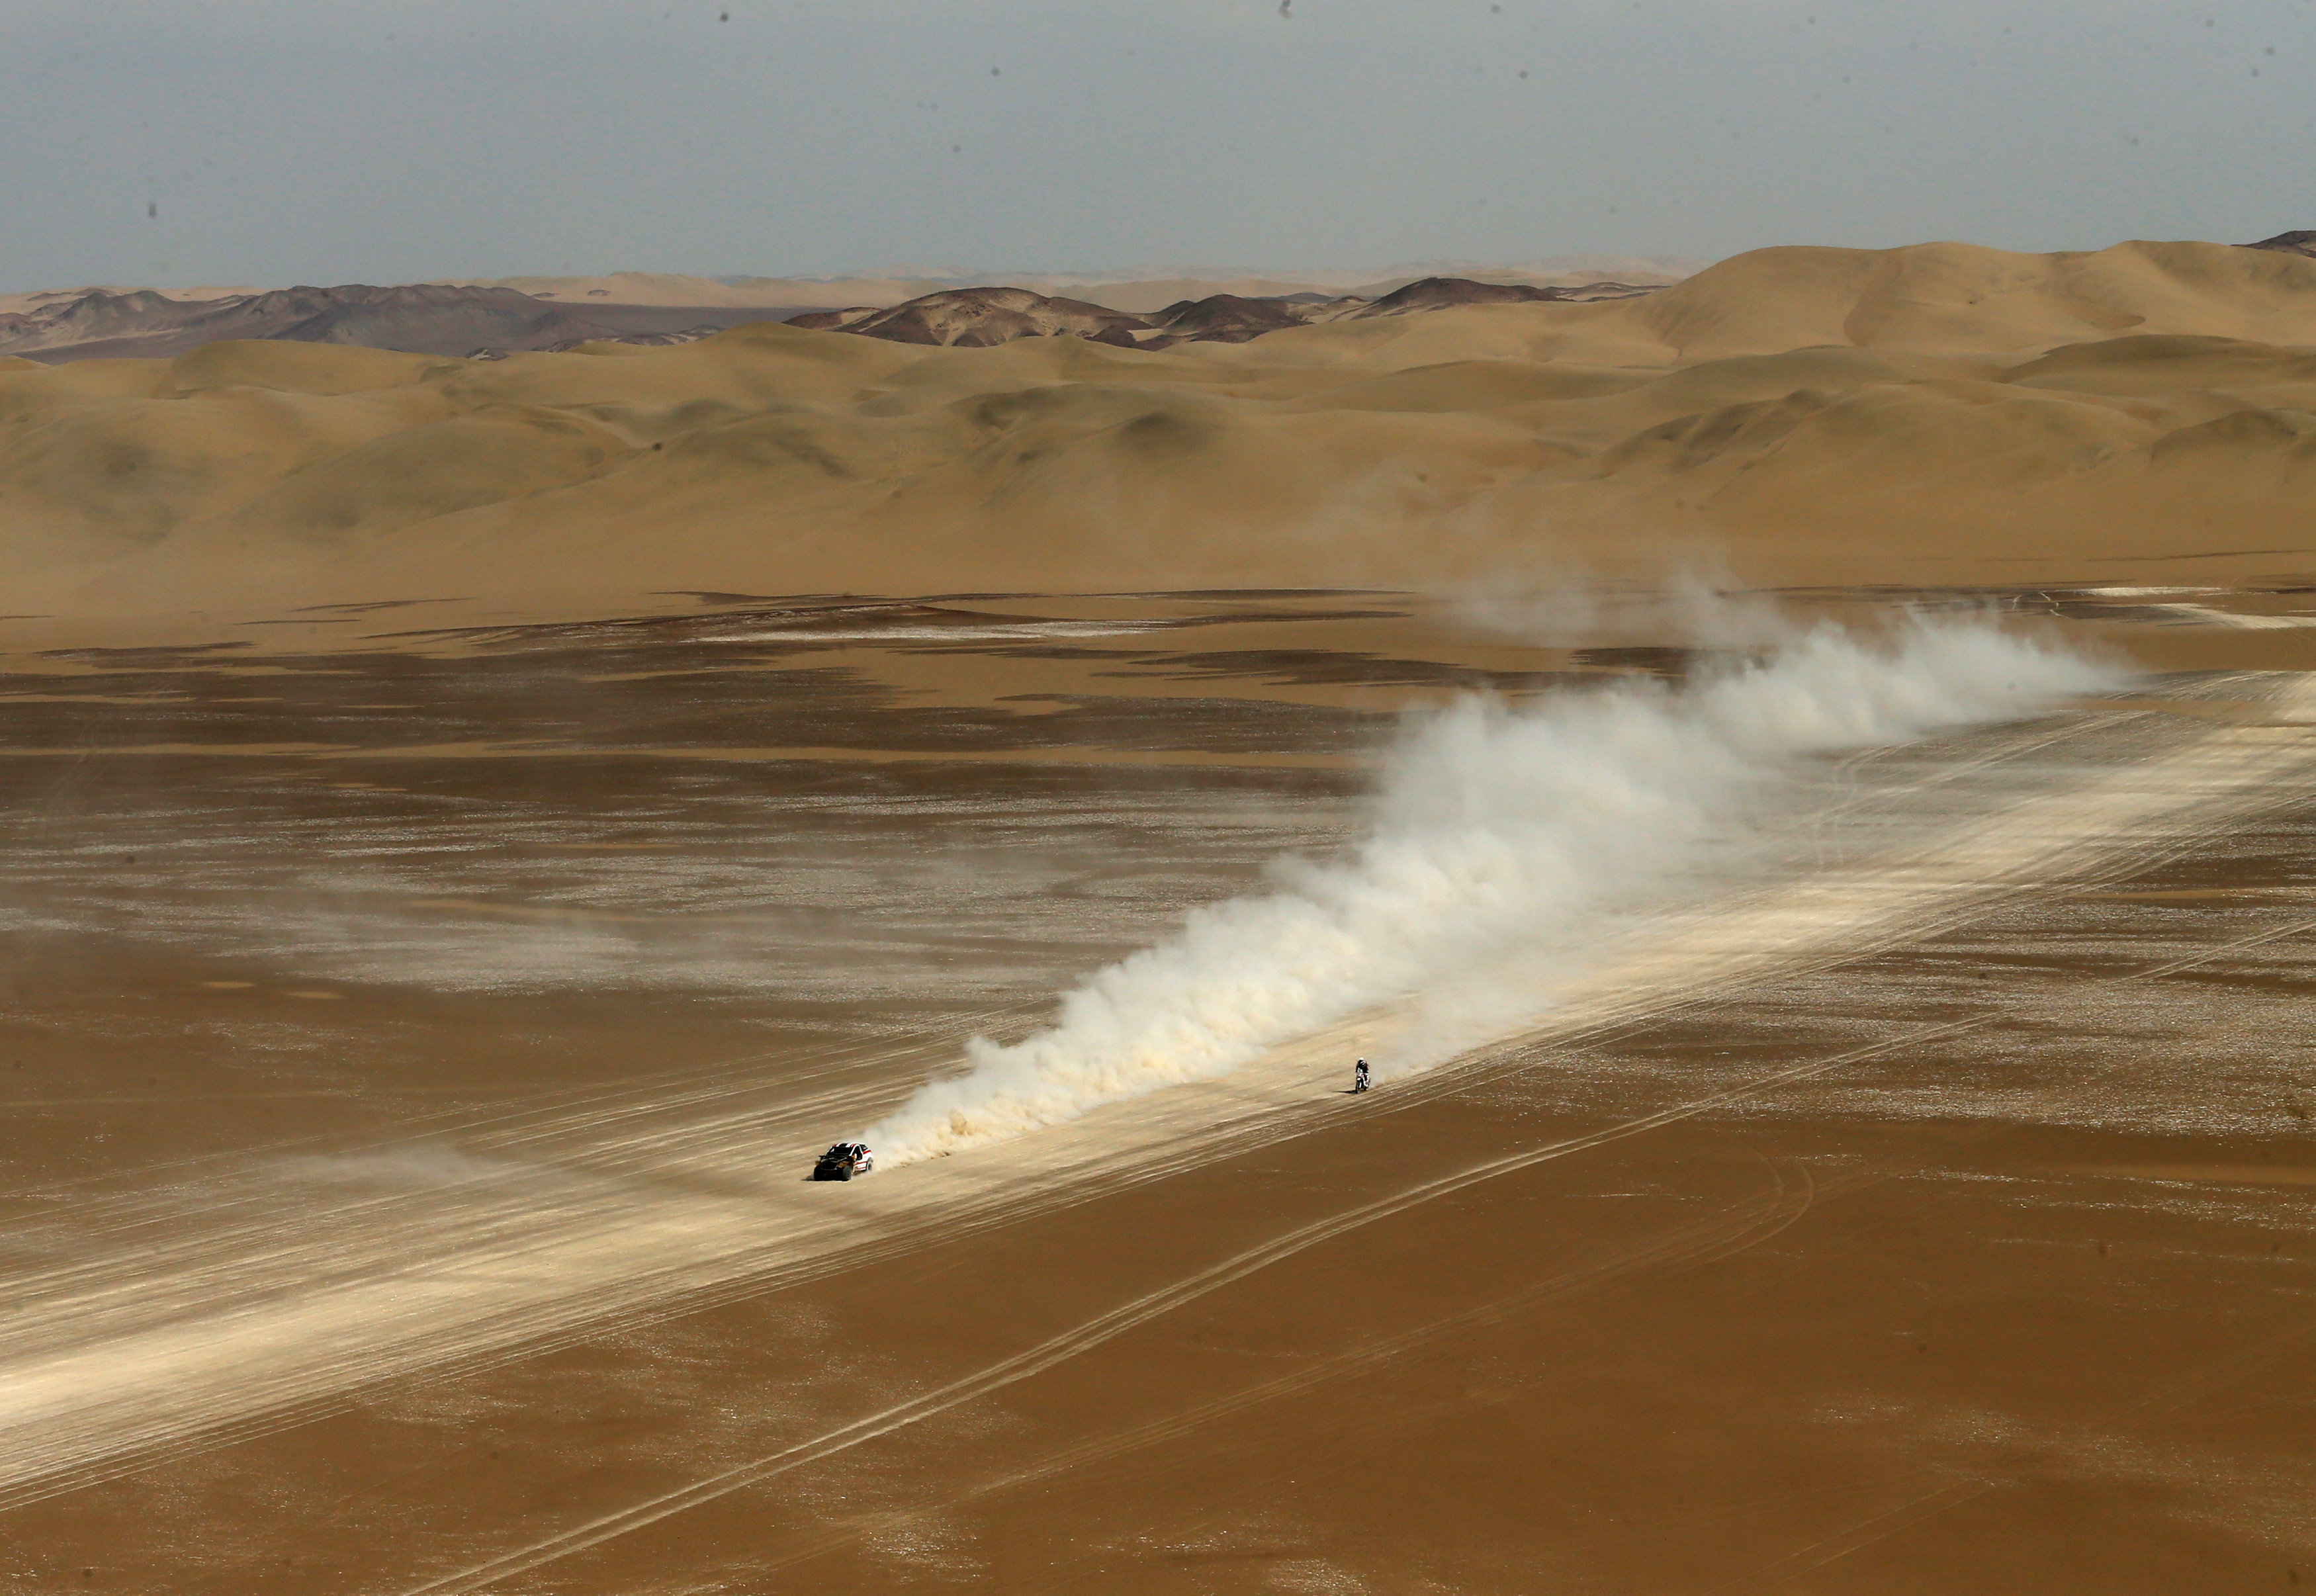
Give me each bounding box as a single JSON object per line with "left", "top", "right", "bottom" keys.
{"left": 2, "top": 678, "right": 2313, "bottom": 1521}
{"left": 393, "top": 912, "right": 2316, "bottom": 1594}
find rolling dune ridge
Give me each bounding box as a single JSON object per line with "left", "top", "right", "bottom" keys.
{"left": 5, "top": 238, "right": 2315, "bottom": 626}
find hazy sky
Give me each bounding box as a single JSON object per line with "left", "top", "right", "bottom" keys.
{"left": 7, "top": 0, "right": 2312, "bottom": 290}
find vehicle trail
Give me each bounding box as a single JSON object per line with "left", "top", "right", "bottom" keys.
{"left": 2, "top": 678, "right": 2312, "bottom": 1523}
{"left": 726, "top": 1160, "right": 1834, "bottom": 1587}
{"left": 390, "top": 910, "right": 2316, "bottom": 1593}
{"left": 0, "top": 1001, "right": 1043, "bottom": 1296}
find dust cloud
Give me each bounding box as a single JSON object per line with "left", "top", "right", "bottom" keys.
{"left": 865, "top": 615, "right": 2122, "bottom": 1161}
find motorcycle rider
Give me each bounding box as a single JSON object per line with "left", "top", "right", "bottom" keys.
{"left": 1353, "top": 1059, "right": 1370, "bottom": 1094}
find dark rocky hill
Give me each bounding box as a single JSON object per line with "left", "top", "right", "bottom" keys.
{"left": 786, "top": 276, "right": 1666, "bottom": 353}
{"left": 1141, "top": 293, "right": 1314, "bottom": 343}
{"left": 2245, "top": 230, "right": 2316, "bottom": 258}
{"left": 1348, "top": 275, "right": 1659, "bottom": 318}
{"left": 0, "top": 284, "right": 796, "bottom": 364}
{"left": 787, "top": 287, "right": 1149, "bottom": 348}
{"left": 1349, "top": 276, "right": 1572, "bottom": 317}
{"left": 0, "top": 273, "right": 1664, "bottom": 365}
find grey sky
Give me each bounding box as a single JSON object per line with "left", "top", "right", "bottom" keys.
{"left": 6, "top": 0, "right": 2311, "bottom": 292}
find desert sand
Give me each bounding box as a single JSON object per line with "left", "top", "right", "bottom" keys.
{"left": 2, "top": 239, "right": 2314, "bottom": 636}
{"left": 3, "top": 238, "right": 2316, "bottom": 1593}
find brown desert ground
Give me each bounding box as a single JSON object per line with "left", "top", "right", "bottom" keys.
{"left": 3, "top": 239, "right": 2316, "bottom": 1593}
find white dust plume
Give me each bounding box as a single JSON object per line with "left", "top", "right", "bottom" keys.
{"left": 862, "top": 616, "right": 2122, "bottom": 1164}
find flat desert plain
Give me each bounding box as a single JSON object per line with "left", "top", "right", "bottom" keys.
{"left": 4, "top": 241, "right": 2316, "bottom": 1593}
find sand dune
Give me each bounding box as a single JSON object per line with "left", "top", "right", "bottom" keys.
{"left": 1, "top": 238, "right": 2313, "bottom": 623}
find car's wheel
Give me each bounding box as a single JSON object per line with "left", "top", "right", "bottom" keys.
{"left": 831, "top": 1165, "right": 852, "bottom": 1181}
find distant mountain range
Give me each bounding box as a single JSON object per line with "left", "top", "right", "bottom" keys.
{"left": 0, "top": 275, "right": 1662, "bottom": 365}
{"left": 0, "top": 283, "right": 789, "bottom": 364}
{"left": 3, "top": 238, "right": 2304, "bottom": 365}
{"left": 777, "top": 275, "right": 1662, "bottom": 349}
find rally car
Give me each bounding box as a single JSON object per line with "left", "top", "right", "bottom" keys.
{"left": 811, "top": 1141, "right": 874, "bottom": 1181}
